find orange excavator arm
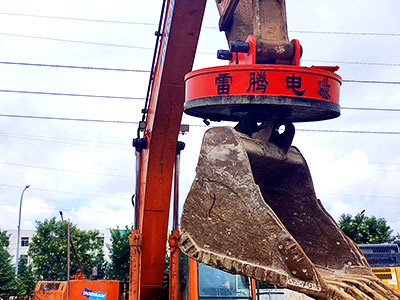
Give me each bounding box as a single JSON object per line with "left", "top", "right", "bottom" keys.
{"left": 130, "top": 1, "right": 206, "bottom": 299}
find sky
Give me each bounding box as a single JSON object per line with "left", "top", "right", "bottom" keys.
{"left": 0, "top": 0, "right": 399, "bottom": 235}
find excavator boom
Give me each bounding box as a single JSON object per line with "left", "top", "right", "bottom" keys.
{"left": 130, "top": 0, "right": 206, "bottom": 299}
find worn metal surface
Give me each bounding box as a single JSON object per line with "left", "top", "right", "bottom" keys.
{"left": 215, "top": 0, "right": 293, "bottom": 63}
{"left": 180, "top": 126, "right": 400, "bottom": 299}
{"left": 184, "top": 95, "right": 340, "bottom": 122}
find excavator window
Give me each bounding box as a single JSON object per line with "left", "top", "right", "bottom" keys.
{"left": 197, "top": 263, "right": 251, "bottom": 300}
{"left": 179, "top": 252, "right": 189, "bottom": 298}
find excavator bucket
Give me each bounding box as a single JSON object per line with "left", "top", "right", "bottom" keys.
{"left": 179, "top": 125, "right": 400, "bottom": 299}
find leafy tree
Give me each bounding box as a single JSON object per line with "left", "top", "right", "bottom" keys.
{"left": 16, "top": 255, "right": 36, "bottom": 295}
{"left": 0, "top": 230, "right": 18, "bottom": 296}
{"left": 338, "top": 212, "right": 394, "bottom": 244}
{"left": 28, "top": 218, "right": 105, "bottom": 281}
{"left": 106, "top": 226, "right": 132, "bottom": 280}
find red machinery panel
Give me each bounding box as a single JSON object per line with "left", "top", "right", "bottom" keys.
{"left": 184, "top": 36, "right": 342, "bottom": 122}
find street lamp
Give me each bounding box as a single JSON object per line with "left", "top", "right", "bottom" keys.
{"left": 16, "top": 185, "right": 30, "bottom": 274}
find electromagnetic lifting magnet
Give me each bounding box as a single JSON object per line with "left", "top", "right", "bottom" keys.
{"left": 184, "top": 36, "right": 341, "bottom": 123}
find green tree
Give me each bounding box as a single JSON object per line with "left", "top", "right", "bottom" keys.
{"left": 28, "top": 218, "right": 105, "bottom": 281}
{"left": 106, "top": 226, "right": 132, "bottom": 280}
{"left": 338, "top": 212, "right": 394, "bottom": 244}
{"left": 16, "top": 255, "right": 36, "bottom": 295}
{"left": 0, "top": 230, "right": 18, "bottom": 296}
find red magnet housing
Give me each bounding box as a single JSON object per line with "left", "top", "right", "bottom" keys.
{"left": 184, "top": 36, "right": 341, "bottom": 122}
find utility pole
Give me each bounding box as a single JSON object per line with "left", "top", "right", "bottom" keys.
{"left": 60, "top": 211, "right": 71, "bottom": 300}
{"left": 16, "top": 185, "right": 30, "bottom": 274}
{"left": 67, "top": 220, "right": 71, "bottom": 300}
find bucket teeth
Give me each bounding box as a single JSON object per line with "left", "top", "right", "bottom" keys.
{"left": 179, "top": 126, "right": 400, "bottom": 300}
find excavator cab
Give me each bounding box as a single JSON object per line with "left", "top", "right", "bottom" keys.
{"left": 198, "top": 264, "right": 252, "bottom": 299}
{"left": 180, "top": 254, "right": 256, "bottom": 300}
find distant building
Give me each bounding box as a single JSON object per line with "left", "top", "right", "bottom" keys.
{"left": 6, "top": 229, "right": 35, "bottom": 264}
{"left": 6, "top": 229, "right": 111, "bottom": 266}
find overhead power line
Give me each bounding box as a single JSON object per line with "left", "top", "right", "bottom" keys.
{"left": 1, "top": 60, "right": 399, "bottom": 74}
{"left": 0, "top": 132, "right": 131, "bottom": 150}
{"left": 204, "top": 27, "right": 400, "bottom": 37}
{"left": 0, "top": 130, "right": 128, "bottom": 146}
{"left": 0, "top": 113, "right": 138, "bottom": 124}
{"left": 370, "top": 169, "right": 400, "bottom": 173}
{"left": 0, "top": 32, "right": 399, "bottom": 68}
{"left": 5, "top": 127, "right": 400, "bottom": 165}
{"left": 321, "top": 192, "right": 400, "bottom": 200}
{"left": 0, "top": 11, "right": 151, "bottom": 25}
{"left": 2, "top": 12, "right": 398, "bottom": 38}
{"left": 0, "top": 131, "right": 128, "bottom": 145}
{"left": 0, "top": 161, "right": 131, "bottom": 178}
{"left": 0, "top": 113, "right": 399, "bottom": 134}
{"left": 0, "top": 32, "right": 152, "bottom": 50}
{"left": 0, "top": 61, "right": 150, "bottom": 72}
{"left": 0, "top": 84, "right": 398, "bottom": 103}
{"left": 292, "top": 30, "right": 400, "bottom": 37}
{"left": 0, "top": 114, "right": 138, "bottom": 124}
{"left": 0, "top": 32, "right": 398, "bottom": 67}
{"left": 0, "top": 183, "right": 127, "bottom": 200}
{"left": 2, "top": 182, "right": 399, "bottom": 203}
{"left": 341, "top": 107, "right": 400, "bottom": 112}
{"left": 3, "top": 160, "right": 400, "bottom": 179}
{"left": 303, "top": 59, "right": 400, "bottom": 67}
{"left": 0, "top": 202, "right": 131, "bottom": 216}
{"left": 343, "top": 80, "right": 400, "bottom": 85}
{"left": 5, "top": 130, "right": 400, "bottom": 167}
{"left": 370, "top": 161, "right": 400, "bottom": 166}
{"left": 297, "top": 129, "right": 400, "bottom": 135}
{"left": 0, "top": 89, "right": 145, "bottom": 100}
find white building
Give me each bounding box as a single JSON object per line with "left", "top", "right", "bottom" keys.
{"left": 6, "top": 229, "right": 111, "bottom": 266}
{"left": 6, "top": 229, "right": 35, "bottom": 265}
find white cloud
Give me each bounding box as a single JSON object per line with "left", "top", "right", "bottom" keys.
{"left": 1, "top": 196, "right": 57, "bottom": 230}
{"left": 308, "top": 148, "right": 370, "bottom": 194}
{"left": 329, "top": 201, "right": 353, "bottom": 220}
{"left": 67, "top": 200, "right": 134, "bottom": 230}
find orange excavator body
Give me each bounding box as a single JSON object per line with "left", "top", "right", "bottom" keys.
{"left": 33, "top": 280, "right": 119, "bottom": 300}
